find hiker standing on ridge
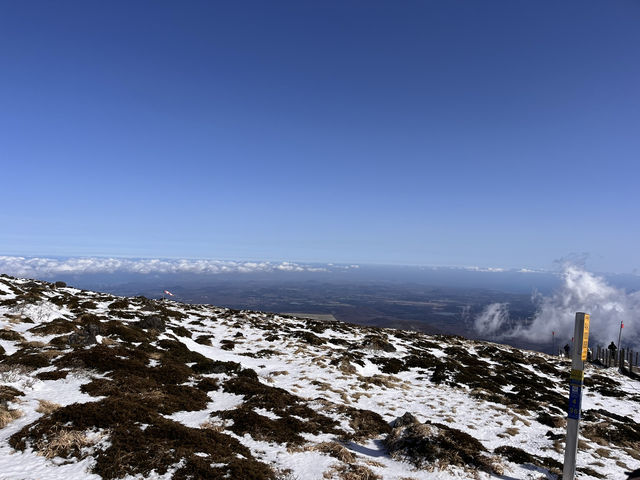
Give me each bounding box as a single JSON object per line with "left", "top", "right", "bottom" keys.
{"left": 564, "top": 344, "right": 570, "bottom": 357}
{"left": 608, "top": 341, "right": 617, "bottom": 359}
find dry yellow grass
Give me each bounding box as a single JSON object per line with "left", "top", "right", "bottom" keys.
{"left": 39, "top": 350, "right": 64, "bottom": 360}
{"left": 488, "top": 457, "right": 505, "bottom": 475}
{"left": 625, "top": 447, "right": 640, "bottom": 460}
{"left": 5, "top": 315, "right": 25, "bottom": 324}
{"left": 0, "top": 406, "right": 23, "bottom": 428}
{"left": 553, "top": 439, "right": 564, "bottom": 453}
{"left": 36, "top": 400, "right": 62, "bottom": 415}
{"left": 35, "top": 429, "right": 93, "bottom": 459}
{"left": 200, "top": 419, "right": 229, "bottom": 433}
{"left": 323, "top": 463, "right": 381, "bottom": 480}
{"left": 510, "top": 414, "right": 531, "bottom": 427}
{"left": 314, "top": 441, "right": 356, "bottom": 463}
{"left": 20, "top": 340, "right": 46, "bottom": 348}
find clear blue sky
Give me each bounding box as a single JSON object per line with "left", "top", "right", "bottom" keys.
{"left": 1, "top": 1, "right": 639, "bottom": 273}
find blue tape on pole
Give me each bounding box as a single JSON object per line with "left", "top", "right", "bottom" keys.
{"left": 567, "top": 384, "right": 582, "bottom": 420}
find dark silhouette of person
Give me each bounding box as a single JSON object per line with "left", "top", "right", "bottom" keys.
{"left": 608, "top": 341, "right": 618, "bottom": 358}
{"left": 564, "top": 344, "right": 570, "bottom": 357}
{"left": 626, "top": 468, "right": 640, "bottom": 480}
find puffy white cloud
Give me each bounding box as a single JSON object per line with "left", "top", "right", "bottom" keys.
{"left": 0, "top": 256, "right": 346, "bottom": 277}
{"left": 474, "top": 264, "right": 640, "bottom": 346}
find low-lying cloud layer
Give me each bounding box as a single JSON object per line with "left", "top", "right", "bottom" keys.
{"left": 474, "top": 264, "right": 640, "bottom": 348}
{"left": 0, "top": 256, "right": 356, "bottom": 277}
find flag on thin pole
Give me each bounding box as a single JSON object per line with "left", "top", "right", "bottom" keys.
{"left": 618, "top": 320, "right": 624, "bottom": 350}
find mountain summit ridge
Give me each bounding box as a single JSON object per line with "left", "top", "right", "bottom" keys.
{"left": 0, "top": 274, "right": 638, "bottom": 479}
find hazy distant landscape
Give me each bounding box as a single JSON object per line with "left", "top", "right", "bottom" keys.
{"left": 3, "top": 257, "right": 639, "bottom": 356}
{"left": 119, "top": 280, "right": 541, "bottom": 347}
{"left": 0, "top": 259, "right": 625, "bottom": 354}
{"left": 0, "top": 262, "right": 540, "bottom": 336}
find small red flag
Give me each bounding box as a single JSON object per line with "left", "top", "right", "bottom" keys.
{"left": 621, "top": 322, "right": 624, "bottom": 329}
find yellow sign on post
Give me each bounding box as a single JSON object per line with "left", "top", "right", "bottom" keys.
{"left": 581, "top": 313, "right": 590, "bottom": 361}
{"left": 564, "top": 312, "right": 590, "bottom": 480}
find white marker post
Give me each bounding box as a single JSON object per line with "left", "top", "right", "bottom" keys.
{"left": 562, "top": 312, "right": 590, "bottom": 480}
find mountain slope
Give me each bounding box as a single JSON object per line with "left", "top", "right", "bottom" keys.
{"left": 0, "top": 275, "right": 638, "bottom": 479}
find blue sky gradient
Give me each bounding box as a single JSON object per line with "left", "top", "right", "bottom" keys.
{"left": 1, "top": 1, "right": 639, "bottom": 272}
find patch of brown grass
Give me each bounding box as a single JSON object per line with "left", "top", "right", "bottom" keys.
{"left": 11, "top": 396, "right": 275, "bottom": 480}
{"left": 0, "top": 328, "right": 24, "bottom": 341}
{"left": 386, "top": 420, "right": 495, "bottom": 473}
{"left": 40, "top": 350, "right": 64, "bottom": 360}
{"left": 358, "top": 374, "right": 400, "bottom": 390}
{"left": 625, "top": 447, "right": 640, "bottom": 460}
{"left": 314, "top": 441, "right": 355, "bottom": 463}
{"left": 5, "top": 315, "right": 26, "bottom": 324}
{"left": 200, "top": 419, "right": 229, "bottom": 433}
{"left": 36, "top": 370, "right": 69, "bottom": 381}
{"left": 0, "top": 385, "right": 24, "bottom": 403}
{"left": 37, "top": 400, "right": 62, "bottom": 415}
{"left": 20, "top": 340, "right": 46, "bottom": 348}
{"left": 0, "top": 406, "right": 23, "bottom": 428}
{"left": 35, "top": 428, "right": 94, "bottom": 459}
{"left": 323, "top": 464, "right": 381, "bottom": 480}
{"left": 221, "top": 375, "right": 344, "bottom": 446}
{"left": 29, "top": 318, "right": 77, "bottom": 335}
{"left": 494, "top": 445, "right": 562, "bottom": 476}
{"left": 4, "top": 348, "right": 52, "bottom": 369}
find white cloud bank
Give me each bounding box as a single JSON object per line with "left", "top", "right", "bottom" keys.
{"left": 0, "top": 256, "right": 360, "bottom": 277}
{"left": 474, "top": 264, "right": 640, "bottom": 347}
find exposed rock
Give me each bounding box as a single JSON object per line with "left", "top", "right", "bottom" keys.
{"left": 138, "top": 316, "right": 165, "bottom": 331}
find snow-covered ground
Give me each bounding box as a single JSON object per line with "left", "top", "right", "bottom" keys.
{"left": 0, "top": 274, "right": 638, "bottom": 480}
